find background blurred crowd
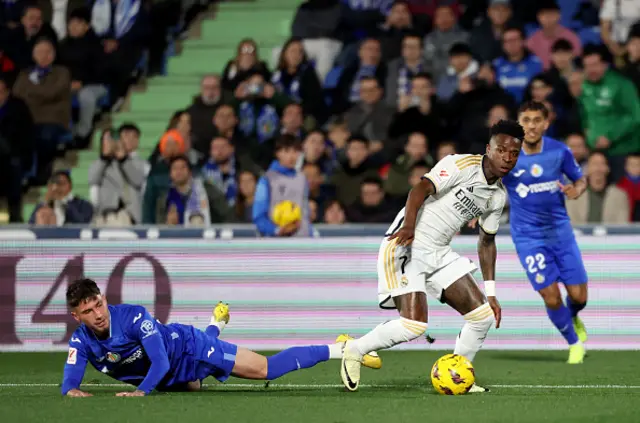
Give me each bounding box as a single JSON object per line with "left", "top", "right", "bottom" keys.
{"left": 1, "top": 0, "right": 639, "bottom": 235}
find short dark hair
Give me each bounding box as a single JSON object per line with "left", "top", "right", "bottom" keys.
{"left": 118, "top": 123, "right": 140, "bottom": 136}
{"left": 518, "top": 100, "right": 550, "bottom": 118}
{"left": 582, "top": 43, "right": 605, "bottom": 61}
{"left": 274, "top": 134, "right": 302, "bottom": 152}
{"left": 402, "top": 30, "right": 424, "bottom": 45}
{"left": 359, "top": 75, "right": 379, "bottom": 86}
{"left": 67, "top": 278, "right": 101, "bottom": 308}
{"left": 410, "top": 160, "right": 430, "bottom": 171}
{"left": 551, "top": 38, "right": 573, "bottom": 53}
{"left": 503, "top": 25, "right": 525, "bottom": 40}
{"left": 361, "top": 176, "right": 383, "bottom": 189}
{"left": 412, "top": 72, "right": 433, "bottom": 83}
{"left": 169, "top": 154, "right": 192, "bottom": 170}
{"left": 490, "top": 119, "right": 525, "bottom": 141}
{"left": 50, "top": 170, "right": 72, "bottom": 186}
{"left": 347, "top": 134, "right": 369, "bottom": 146}
{"left": 449, "top": 42, "right": 472, "bottom": 57}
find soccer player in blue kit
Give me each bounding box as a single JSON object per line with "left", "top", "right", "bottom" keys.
{"left": 503, "top": 101, "right": 588, "bottom": 364}
{"left": 61, "top": 278, "right": 379, "bottom": 397}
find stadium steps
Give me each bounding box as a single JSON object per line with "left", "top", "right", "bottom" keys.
{"left": 16, "top": 0, "right": 296, "bottom": 222}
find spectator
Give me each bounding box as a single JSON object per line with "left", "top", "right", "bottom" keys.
{"left": 92, "top": 0, "right": 149, "bottom": 108}
{"left": 579, "top": 45, "right": 640, "bottom": 182}
{"left": 423, "top": 4, "right": 469, "bottom": 83}
{"left": 257, "top": 103, "right": 306, "bottom": 168}
{"left": 385, "top": 31, "right": 430, "bottom": 108}
{"left": 565, "top": 132, "right": 589, "bottom": 173}
{"left": 290, "top": 0, "right": 342, "bottom": 82}
{"left": 448, "top": 64, "right": 515, "bottom": 153}
{"left": 389, "top": 72, "right": 446, "bottom": 144}
{"left": 524, "top": 74, "right": 568, "bottom": 138}
{"left": 149, "top": 110, "right": 202, "bottom": 166}
{"left": 621, "top": 31, "right": 640, "bottom": 94}
{"left": 300, "top": 129, "right": 335, "bottom": 176}
{"left": 343, "top": 76, "right": 394, "bottom": 155}
{"left": 469, "top": 0, "right": 514, "bottom": 63}
{"left": 600, "top": 0, "right": 640, "bottom": 58}
{"left": 142, "top": 129, "right": 186, "bottom": 224}
{"left": 210, "top": 104, "right": 248, "bottom": 153}
{"left": 13, "top": 38, "right": 71, "bottom": 167}
{"left": 330, "top": 38, "right": 386, "bottom": 115}
{"left": 234, "top": 170, "right": 258, "bottom": 222}
{"left": 436, "top": 42, "right": 479, "bottom": 102}
{"left": 329, "top": 135, "right": 379, "bottom": 207}
{"left": 323, "top": 199, "right": 346, "bottom": 224}
{"left": 0, "top": 76, "right": 33, "bottom": 222}
{"left": 165, "top": 155, "right": 232, "bottom": 226}
{"left": 271, "top": 37, "right": 325, "bottom": 124}
{"left": 617, "top": 153, "right": 640, "bottom": 222}
{"left": 201, "top": 136, "right": 262, "bottom": 207}
{"left": 187, "top": 75, "right": 233, "bottom": 152}
{"left": 308, "top": 198, "right": 319, "bottom": 222}
{"left": 540, "top": 39, "right": 576, "bottom": 116}
{"left": 526, "top": 0, "right": 581, "bottom": 70}
{"left": 384, "top": 132, "right": 434, "bottom": 198}
{"left": 2, "top": 4, "right": 58, "bottom": 69}
{"left": 302, "top": 162, "right": 331, "bottom": 217}
{"left": 234, "top": 72, "right": 290, "bottom": 147}
{"left": 222, "top": 39, "right": 270, "bottom": 92}
{"left": 493, "top": 26, "right": 543, "bottom": 104}
{"left": 566, "top": 151, "right": 629, "bottom": 224}
{"left": 118, "top": 122, "right": 149, "bottom": 176}
{"left": 408, "top": 160, "right": 431, "bottom": 188}
{"left": 345, "top": 176, "right": 397, "bottom": 223}
{"left": 29, "top": 170, "right": 93, "bottom": 225}
{"left": 253, "top": 134, "right": 312, "bottom": 237}
{"left": 377, "top": 0, "right": 415, "bottom": 62}
{"left": 58, "top": 7, "right": 107, "bottom": 148}
{"left": 436, "top": 140, "right": 456, "bottom": 161}
{"left": 88, "top": 128, "right": 146, "bottom": 225}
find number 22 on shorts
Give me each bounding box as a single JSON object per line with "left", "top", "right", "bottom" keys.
{"left": 525, "top": 253, "right": 546, "bottom": 274}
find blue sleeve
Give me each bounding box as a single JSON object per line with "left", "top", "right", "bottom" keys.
{"left": 561, "top": 145, "right": 583, "bottom": 182}
{"left": 61, "top": 335, "right": 88, "bottom": 395}
{"left": 129, "top": 308, "right": 170, "bottom": 395}
{"left": 252, "top": 176, "right": 279, "bottom": 236}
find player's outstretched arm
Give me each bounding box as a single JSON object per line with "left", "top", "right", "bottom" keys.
{"left": 61, "top": 339, "right": 91, "bottom": 397}
{"left": 478, "top": 228, "right": 502, "bottom": 328}
{"left": 387, "top": 178, "right": 435, "bottom": 246}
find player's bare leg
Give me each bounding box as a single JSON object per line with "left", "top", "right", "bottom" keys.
{"left": 340, "top": 292, "right": 429, "bottom": 391}
{"left": 538, "top": 283, "right": 585, "bottom": 364}
{"left": 565, "top": 283, "right": 588, "bottom": 344}
{"left": 442, "top": 274, "right": 496, "bottom": 393}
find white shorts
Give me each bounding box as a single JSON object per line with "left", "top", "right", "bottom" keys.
{"left": 377, "top": 238, "right": 478, "bottom": 309}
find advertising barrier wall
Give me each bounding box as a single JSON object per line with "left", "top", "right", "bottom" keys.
{"left": 0, "top": 235, "right": 638, "bottom": 351}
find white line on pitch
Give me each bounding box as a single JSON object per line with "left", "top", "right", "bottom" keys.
{"left": 1, "top": 383, "right": 639, "bottom": 389}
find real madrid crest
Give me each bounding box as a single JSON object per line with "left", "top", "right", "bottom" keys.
{"left": 400, "top": 276, "right": 409, "bottom": 287}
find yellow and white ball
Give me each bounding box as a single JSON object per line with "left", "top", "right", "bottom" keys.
{"left": 272, "top": 200, "right": 302, "bottom": 226}
{"left": 431, "top": 353, "right": 476, "bottom": 395}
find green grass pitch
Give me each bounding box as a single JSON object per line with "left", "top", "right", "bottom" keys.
{"left": 1, "top": 351, "right": 639, "bottom": 423}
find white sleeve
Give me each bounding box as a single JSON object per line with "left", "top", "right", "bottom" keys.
{"left": 599, "top": 0, "right": 614, "bottom": 20}
{"left": 422, "top": 155, "right": 465, "bottom": 195}
{"left": 478, "top": 190, "right": 506, "bottom": 235}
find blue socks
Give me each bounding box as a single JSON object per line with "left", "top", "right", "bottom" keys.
{"left": 266, "top": 346, "right": 330, "bottom": 380}
{"left": 546, "top": 305, "right": 579, "bottom": 345}
{"left": 566, "top": 295, "right": 586, "bottom": 318}
{"left": 205, "top": 325, "right": 220, "bottom": 339}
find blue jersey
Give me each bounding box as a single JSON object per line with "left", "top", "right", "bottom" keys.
{"left": 503, "top": 137, "right": 588, "bottom": 289}
{"left": 61, "top": 304, "right": 237, "bottom": 395}
{"left": 492, "top": 54, "right": 543, "bottom": 104}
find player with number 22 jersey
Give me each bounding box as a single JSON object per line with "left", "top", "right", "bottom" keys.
{"left": 502, "top": 102, "right": 589, "bottom": 364}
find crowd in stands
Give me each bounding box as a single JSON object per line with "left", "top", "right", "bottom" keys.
{"left": 2, "top": 0, "right": 640, "bottom": 235}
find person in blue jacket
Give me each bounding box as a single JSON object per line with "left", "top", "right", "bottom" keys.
{"left": 252, "top": 134, "right": 313, "bottom": 237}
{"left": 493, "top": 26, "right": 544, "bottom": 104}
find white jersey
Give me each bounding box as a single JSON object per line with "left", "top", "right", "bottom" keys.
{"left": 386, "top": 154, "right": 507, "bottom": 251}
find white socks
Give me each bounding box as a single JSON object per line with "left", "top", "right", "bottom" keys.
{"left": 453, "top": 303, "right": 495, "bottom": 362}
{"left": 350, "top": 318, "right": 428, "bottom": 356}
{"left": 327, "top": 343, "right": 343, "bottom": 359}
{"left": 209, "top": 317, "right": 226, "bottom": 333}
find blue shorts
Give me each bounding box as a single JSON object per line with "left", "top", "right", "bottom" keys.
{"left": 193, "top": 329, "right": 238, "bottom": 383}
{"left": 514, "top": 237, "right": 588, "bottom": 291}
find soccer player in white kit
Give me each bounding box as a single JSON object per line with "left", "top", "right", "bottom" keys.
{"left": 340, "top": 120, "right": 525, "bottom": 393}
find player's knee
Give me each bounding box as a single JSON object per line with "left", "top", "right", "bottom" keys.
{"left": 539, "top": 287, "right": 563, "bottom": 309}
{"left": 569, "top": 288, "right": 588, "bottom": 305}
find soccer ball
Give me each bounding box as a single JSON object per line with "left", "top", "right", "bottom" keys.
{"left": 272, "top": 200, "right": 302, "bottom": 226}
{"left": 430, "top": 353, "right": 475, "bottom": 395}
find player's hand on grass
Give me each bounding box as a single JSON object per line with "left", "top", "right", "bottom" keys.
{"left": 116, "top": 390, "right": 146, "bottom": 397}
{"left": 278, "top": 220, "right": 301, "bottom": 237}
{"left": 557, "top": 182, "right": 582, "bottom": 200}
{"left": 387, "top": 226, "right": 415, "bottom": 246}
{"left": 487, "top": 296, "right": 502, "bottom": 329}
{"left": 66, "top": 389, "right": 93, "bottom": 397}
